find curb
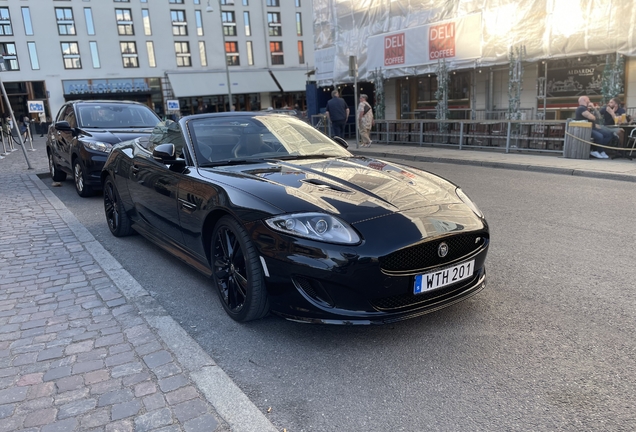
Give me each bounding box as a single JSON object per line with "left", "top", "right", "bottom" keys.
{"left": 28, "top": 173, "right": 279, "bottom": 432}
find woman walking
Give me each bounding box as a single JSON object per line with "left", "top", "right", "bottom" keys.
{"left": 357, "top": 94, "right": 374, "bottom": 147}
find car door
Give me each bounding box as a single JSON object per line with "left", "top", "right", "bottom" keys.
{"left": 126, "top": 141, "right": 185, "bottom": 247}
{"left": 52, "top": 104, "right": 77, "bottom": 172}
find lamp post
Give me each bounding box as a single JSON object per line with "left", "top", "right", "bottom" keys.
{"left": 207, "top": 0, "right": 233, "bottom": 111}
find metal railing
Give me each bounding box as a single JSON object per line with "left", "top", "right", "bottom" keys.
{"left": 372, "top": 119, "right": 567, "bottom": 154}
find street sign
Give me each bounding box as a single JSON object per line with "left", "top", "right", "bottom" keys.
{"left": 28, "top": 100, "right": 45, "bottom": 113}
{"left": 166, "top": 100, "right": 180, "bottom": 111}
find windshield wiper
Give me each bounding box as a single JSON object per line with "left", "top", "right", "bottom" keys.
{"left": 266, "top": 154, "right": 335, "bottom": 161}
{"left": 199, "top": 158, "right": 268, "bottom": 167}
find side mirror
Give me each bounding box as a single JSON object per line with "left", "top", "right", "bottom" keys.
{"left": 55, "top": 121, "right": 73, "bottom": 132}
{"left": 332, "top": 136, "right": 349, "bottom": 149}
{"left": 153, "top": 143, "right": 176, "bottom": 162}
{"left": 153, "top": 143, "right": 186, "bottom": 170}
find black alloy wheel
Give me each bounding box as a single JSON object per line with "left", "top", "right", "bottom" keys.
{"left": 212, "top": 216, "right": 269, "bottom": 322}
{"left": 48, "top": 151, "right": 67, "bottom": 182}
{"left": 103, "top": 177, "right": 134, "bottom": 237}
{"left": 73, "top": 158, "right": 93, "bottom": 197}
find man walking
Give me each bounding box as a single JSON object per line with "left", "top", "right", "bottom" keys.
{"left": 325, "top": 90, "right": 349, "bottom": 138}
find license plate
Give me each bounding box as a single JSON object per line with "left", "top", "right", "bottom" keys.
{"left": 414, "top": 260, "right": 475, "bottom": 294}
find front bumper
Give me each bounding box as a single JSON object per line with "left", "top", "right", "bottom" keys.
{"left": 252, "top": 222, "right": 489, "bottom": 324}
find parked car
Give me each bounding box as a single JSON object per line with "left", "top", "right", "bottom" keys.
{"left": 46, "top": 100, "right": 161, "bottom": 197}
{"left": 102, "top": 112, "right": 490, "bottom": 324}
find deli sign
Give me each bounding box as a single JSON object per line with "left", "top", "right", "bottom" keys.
{"left": 368, "top": 14, "right": 481, "bottom": 70}
{"left": 385, "top": 33, "right": 405, "bottom": 66}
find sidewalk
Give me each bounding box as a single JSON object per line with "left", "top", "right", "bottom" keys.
{"left": 348, "top": 141, "right": 636, "bottom": 182}
{"left": 0, "top": 137, "right": 278, "bottom": 431}
{"left": 1, "top": 133, "right": 635, "bottom": 432}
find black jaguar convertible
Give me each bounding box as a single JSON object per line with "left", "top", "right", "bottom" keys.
{"left": 102, "top": 112, "right": 489, "bottom": 324}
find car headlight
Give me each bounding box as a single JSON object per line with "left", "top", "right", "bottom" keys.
{"left": 85, "top": 141, "right": 113, "bottom": 152}
{"left": 265, "top": 212, "right": 361, "bottom": 245}
{"left": 456, "top": 188, "right": 484, "bottom": 218}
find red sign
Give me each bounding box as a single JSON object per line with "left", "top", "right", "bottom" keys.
{"left": 384, "top": 33, "right": 405, "bottom": 66}
{"left": 429, "top": 22, "right": 455, "bottom": 60}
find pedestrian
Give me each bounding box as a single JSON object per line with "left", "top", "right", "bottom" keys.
{"left": 325, "top": 89, "right": 349, "bottom": 138}
{"left": 357, "top": 94, "right": 374, "bottom": 147}
{"left": 20, "top": 116, "right": 30, "bottom": 141}
{"left": 38, "top": 111, "right": 47, "bottom": 137}
{"left": 574, "top": 96, "right": 613, "bottom": 159}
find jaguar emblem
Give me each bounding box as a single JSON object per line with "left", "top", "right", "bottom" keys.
{"left": 438, "top": 242, "right": 449, "bottom": 258}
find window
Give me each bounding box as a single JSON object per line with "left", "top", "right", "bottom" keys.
{"left": 266, "top": 0, "right": 279, "bottom": 6}
{"left": 295, "top": 0, "right": 301, "bottom": 6}
{"left": 61, "top": 42, "right": 81, "bottom": 69}
{"left": 225, "top": 41, "right": 239, "bottom": 66}
{"left": 175, "top": 41, "right": 191, "bottom": 67}
{"left": 222, "top": 11, "right": 236, "bottom": 36}
{"left": 194, "top": 0, "right": 201, "bottom": 4}
{"left": 242, "top": 0, "right": 249, "bottom": 5}
{"left": 21, "top": 7, "right": 33, "bottom": 36}
{"left": 270, "top": 41, "right": 283, "bottom": 65}
{"left": 142, "top": 9, "right": 151, "bottom": 35}
{"left": 56, "top": 8, "right": 75, "bottom": 35}
{"left": 146, "top": 41, "right": 156, "bottom": 67}
{"left": 114, "top": 0, "right": 130, "bottom": 2}
{"left": 199, "top": 41, "right": 207, "bottom": 66}
{"left": 27, "top": 42, "right": 39, "bottom": 70}
{"left": 115, "top": 8, "right": 134, "bottom": 35}
{"left": 246, "top": 41, "right": 253, "bottom": 65}
{"left": 169, "top": 0, "right": 184, "bottom": 3}
{"left": 243, "top": 12, "right": 250, "bottom": 36}
{"left": 0, "top": 8, "right": 12, "bottom": 36}
{"left": 120, "top": 42, "right": 138, "bottom": 68}
{"left": 89, "top": 41, "right": 100, "bottom": 68}
{"left": 171, "top": 10, "right": 187, "bottom": 36}
{"left": 141, "top": 0, "right": 147, "bottom": 2}
{"left": 195, "top": 10, "right": 203, "bottom": 36}
{"left": 268, "top": 12, "right": 281, "bottom": 36}
{"left": 298, "top": 40, "right": 304, "bottom": 64}
{"left": 0, "top": 43, "right": 18, "bottom": 70}
{"left": 221, "top": 0, "right": 235, "bottom": 4}
{"left": 84, "top": 8, "right": 95, "bottom": 35}
{"left": 296, "top": 12, "right": 302, "bottom": 36}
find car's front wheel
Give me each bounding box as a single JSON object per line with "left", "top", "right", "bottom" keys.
{"left": 48, "top": 151, "right": 67, "bottom": 182}
{"left": 211, "top": 216, "right": 269, "bottom": 322}
{"left": 73, "top": 158, "right": 93, "bottom": 197}
{"left": 103, "top": 176, "right": 135, "bottom": 237}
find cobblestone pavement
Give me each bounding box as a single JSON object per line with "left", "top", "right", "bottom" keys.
{"left": 0, "top": 137, "right": 277, "bottom": 431}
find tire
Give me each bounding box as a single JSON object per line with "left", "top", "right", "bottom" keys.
{"left": 211, "top": 215, "right": 269, "bottom": 322}
{"left": 48, "top": 151, "right": 67, "bottom": 182}
{"left": 103, "top": 176, "right": 135, "bottom": 237}
{"left": 73, "top": 158, "right": 93, "bottom": 197}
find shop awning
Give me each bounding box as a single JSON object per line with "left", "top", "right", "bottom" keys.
{"left": 167, "top": 70, "right": 280, "bottom": 98}
{"left": 269, "top": 70, "right": 309, "bottom": 92}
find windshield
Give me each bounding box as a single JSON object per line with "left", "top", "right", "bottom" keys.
{"left": 187, "top": 114, "right": 351, "bottom": 165}
{"left": 77, "top": 103, "right": 160, "bottom": 129}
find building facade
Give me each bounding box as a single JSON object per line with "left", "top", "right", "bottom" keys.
{"left": 311, "top": 0, "right": 636, "bottom": 121}
{"left": 0, "top": 0, "right": 313, "bottom": 121}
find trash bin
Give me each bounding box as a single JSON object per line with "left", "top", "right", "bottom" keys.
{"left": 563, "top": 120, "right": 592, "bottom": 159}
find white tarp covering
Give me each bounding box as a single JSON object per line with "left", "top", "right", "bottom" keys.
{"left": 313, "top": 0, "right": 636, "bottom": 85}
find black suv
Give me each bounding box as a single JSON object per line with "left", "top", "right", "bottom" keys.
{"left": 46, "top": 100, "right": 161, "bottom": 197}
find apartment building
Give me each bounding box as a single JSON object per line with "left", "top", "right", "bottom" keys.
{"left": 0, "top": 0, "right": 313, "bottom": 121}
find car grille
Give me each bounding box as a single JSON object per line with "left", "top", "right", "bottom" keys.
{"left": 379, "top": 232, "right": 487, "bottom": 273}
{"left": 371, "top": 275, "right": 479, "bottom": 311}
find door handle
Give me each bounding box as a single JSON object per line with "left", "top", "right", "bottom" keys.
{"left": 132, "top": 165, "right": 140, "bottom": 174}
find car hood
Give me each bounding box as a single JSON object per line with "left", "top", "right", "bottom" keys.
{"left": 80, "top": 128, "right": 154, "bottom": 144}
{"left": 198, "top": 156, "right": 485, "bottom": 235}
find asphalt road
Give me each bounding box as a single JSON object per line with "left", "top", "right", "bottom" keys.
{"left": 42, "top": 160, "right": 636, "bottom": 432}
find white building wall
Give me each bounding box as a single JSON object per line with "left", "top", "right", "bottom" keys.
{"left": 3, "top": 0, "right": 314, "bottom": 114}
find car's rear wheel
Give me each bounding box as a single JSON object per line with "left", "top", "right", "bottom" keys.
{"left": 103, "top": 177, "right": 134, "bottom": 237}
{"left": 48, "top": 151, "right": 67, "bottom": 182}
{"left": 73, "top": 158, "right": 93, "bottom": 197}
{"left": 211, "top": 216, "right": 269, "bottom": 322}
